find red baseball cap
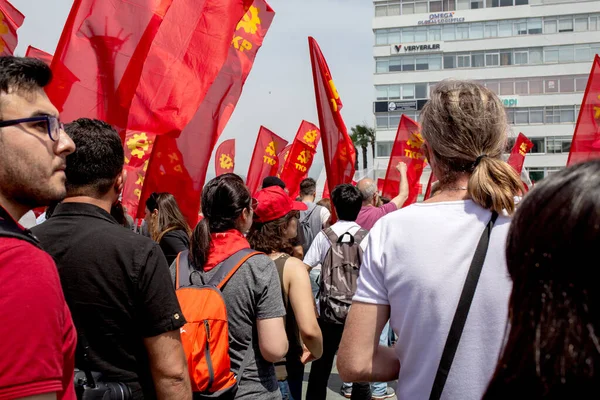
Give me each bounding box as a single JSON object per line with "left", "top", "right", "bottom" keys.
{"left": 253, "top": 186, "right": 307, "bottom": 223}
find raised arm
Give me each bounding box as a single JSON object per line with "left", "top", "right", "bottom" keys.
{"left": 390, "top": 162, "right": 409, "bottom": 209}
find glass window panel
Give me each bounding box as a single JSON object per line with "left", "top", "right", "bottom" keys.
{"left": 429, "top": 26, "right": 442, "bottom": 41}
{"left": 575, "top": 46, "right": 590, "bottom": 62}
{"left": 559, "top": 45, "right": 574, "bottom": 63}
{"left": 456, "top": 25, "right": 469, "bottom": 39}
{"left": 544, "top": 19, "right": 557, "bottom": 34}
{"left": 457, "top": 0, "right": 470, "bottom": 9}
{"left": 485, "top": 22, "right": 498, "bottom": 38}
{"left": 415, "top": 1, "right": 428, "bottom": 13}
{"left": 416, "top": 56, "right": 429, "bottom": 70}
{"left": 500, "top": 0, "right": 513, "bottom": 6}
{"left": 388, "top": 4, "right": 401, "bottom": 15}
{"left": 487, "top": 0, "right": 499, "bottom": 7}
{"left": 530, "top": 139, "right": 545, "bottom": 154}
{"left": 442, "top": 25, "right": 456, "bottom": 40}
{"left": 591, "top": 16, "right": 598, "bottom": 31}
{"left": 544, "top": 47, "right": 559, "bottom": 63}
{"left": 376, "top": 86, "right": 388, "bottom": 100}
{"left": 514, "top": 51, "right": 528, "bottom": 65}
{"left": 376, "top": 115, "right": 388, "bottom": 128}
{"left": 486, "top": 53, "right": 499, "bottom": 66}
{"left": 500, "top": 81, "right": 514, "bottom": 95}
{"left": 515, "top": 0, "right": 528, "bottom": 4}
{"left": 530, "top": 108, "right": 544, "bottom": 123}
{"left": 515, "top": 81, "right": 528, "bottom": 95}
{"left": 529, "top": 79, "right": 543, "bottom": 94}
{"left": 560, "top": 108, "right": 575, "bottom": 122}
{"left": 471, "top": 23, "right": 484, "bottom": 39}
{"left": 390, "top": 114, "right": 401, "bottom": 128}
{"left": 560, "top": 78, "right": 575, "bottom": 93}
{"left": 403, "top": 28, "right": 415, "bottom": 43}
{"left": 529, "top": 48, "right": 543, "bottom": 64}
{"left": 376, "top": 31, "right": 388, "bottom": 45}
{"left": 485, "top": 81, "right": 500, "bottom": 94}
{"left": 472, "top": 52, "right": 485, "bottom": 67}
{"left": 403, "top": 84, "right": 415, "bottom": 99}
{"left": 575, "top": 17, "right": 588, "bottom": 32}
{"left": 515, "top": 111, "right": 529, "bottom": 124}
{"left": 515, "top": 20, "right": 527, "bottom": 35}
{"left": 562, "top": 140, "right": 572, "bottom": 153}
{"left": 471, "top": 0, "right": 484, "bottom": 8}
{"left": 500, "top": 51, "right": 512, "bottom": 66}
{"left": 377, "top": 142, "right": 392, "bottom": 157}
{"left": 528, "top": 18, "right": 542, "bottom": 34}
{"left": 376, "top": 60, "right": 388, "bottom": 73}
{"left": 402, "top": 56, "right": 415, "bottom": 71}
{"left": 375, "top": 5, "right": 387, "bottom": 17}
{"left": 415, "top": 27, "right": 427, "bottom": 42}
{"left": 592, "top": 44, "right": 600, "bottom": 56}
{"left": 429, "top": 55, "right": 442, "bottom": 70}
{"left": 444, "top": 55, "right": 456, "bottom": 69}
{"left": 389, "top": 29, "right": 401, "bottom": 43}
{"left": 430, "top": 1, "right": 443, "bottom": 11}
{"left": 457, "top": 54, "right": 471, "bottom": 68}
{"left": 390, "top": 59, "right": 402, "bottom": 72}
{"left": 403, "top": 3, "right": 415, "bottom": 14}
{"left": 499, "top": 21, "right": 513, "bottom": 37}
{"left": 444, "top": 0, "right": 456, "bottom": 11}
{"left": 506, "top": 108, "right": 515, "bottom": 124}
{"left": 415, "top": 83, "right": 427, "bottom": 99}
{"left": 559, "top": 18, "right": 574, "bottom": 32}
{"left": 389, "top": 85, "right": 401, "bottom": 99}
{"left": 576, "top": 76, "right": 588, "bottom": 92}
{"left": 545, "top": 79, "right": 559, "bottom": 93}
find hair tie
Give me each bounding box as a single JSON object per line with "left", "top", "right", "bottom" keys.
{"left": 472, "top": 154, "right": 488, "bottom": 169}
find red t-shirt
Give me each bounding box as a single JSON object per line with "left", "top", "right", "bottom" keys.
{"left": 0, "top": 238, "right": 77, "bottom": 400}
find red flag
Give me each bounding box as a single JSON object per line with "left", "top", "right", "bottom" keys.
{"left": 322, "top": 180, "right": 330, "bottom": 199}
{"left": 276, "top": 144, "right": 292, "bottom": 177}
{"left": 0, "top": 0, "right": 23, "bottom": 56}
{"left": 215, "top": 139, "right": 236, "bottom": 176}
{"left": 568, "top": 55, "right": 600, "bottom": 166}
{"left": 137, "top": 0, "right": 275, "bottom": 223}
{"left": 507, "top": 133, "right": 533, "bottom": 174}
{"left": 121, "top": 131, "right": 156, "bottom": 218}
{"left": 246, "top": 126, "right": 288, "bottom": 195}
{"left": 423, "top": 172, "right": 436, "bottom": 200}
{"left": 280, "top": 121, "right": 321, "bottom": 198}
{"left": 308, "top": 37, "right": 356, "bottom": 198}
{"left": 382, "top": 115, "right": 426, "bottom": 207}
{"left": 25, "top": 46, "right": 53, "bottom": 65}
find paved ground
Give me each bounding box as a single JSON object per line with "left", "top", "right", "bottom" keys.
{"left": 300, "top": 356, "right": 398, "bottom": 400}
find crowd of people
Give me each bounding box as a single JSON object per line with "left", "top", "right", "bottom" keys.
{"left": 0, "top": 55, "right": 597, "bottom": 400}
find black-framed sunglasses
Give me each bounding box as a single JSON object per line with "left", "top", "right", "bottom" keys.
{"left": 0, "top": 115, "right": 64, "bottom": 142}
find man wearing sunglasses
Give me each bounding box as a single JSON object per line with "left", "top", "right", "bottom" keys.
{"left": 0, "top": 57, "right": 77, "bottom": 400}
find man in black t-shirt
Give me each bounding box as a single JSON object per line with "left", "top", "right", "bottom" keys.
{"left": 33, "top": 118, "right": 191, "bottom": 400}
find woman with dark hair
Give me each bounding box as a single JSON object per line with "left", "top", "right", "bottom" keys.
{"left": 248, "top": 186, "right": 323, "bottom": 400}
{"left": 145, "top": 192, "right": 191, "bottom": 264}
{"left": 338, "top": 80, "right": 524, "bottom": 400}
{"left": 171, "top": 173, "right": 288, "bottom": 400}
{"left": 484, "top": 159, "right": 600, "bottom": 399}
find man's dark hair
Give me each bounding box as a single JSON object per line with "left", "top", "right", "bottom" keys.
{"left": 262, "top": 176, "right": 286, "bottom": 190}
{"left": 299, "top": 178, "right": 317, "bottom": 197}
{"left": 0, "top": 56, "right": 52, "bottom": 116}
{"left": 65, "top": 118, "right": 124, "bottom": 197}
{"left": 331, "top": 184, "right": 362, "bottom": 221}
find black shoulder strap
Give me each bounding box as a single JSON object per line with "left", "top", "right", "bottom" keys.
{"left": 429, "top": 211, "right": 499, "bottom": 400}
{"left": 0, "top": 218, "right": 42, "bottom": 248}
{"left": 207, "top": 248, "right": 257, "bottom": 288}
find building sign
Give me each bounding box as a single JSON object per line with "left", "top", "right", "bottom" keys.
{"left": 374, "top": 100, "right": 428, "bottom": 113}
{"left": 391, "top": 43, "right": 442, "bottom": 54}
{"left": 501, "top": 98, "right": 518, "bottom": 107}
{"left": 418, "top": 12, "right": 465, "bottom": 26}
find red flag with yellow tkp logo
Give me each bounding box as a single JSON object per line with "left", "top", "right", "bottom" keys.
{"left": 507, "top": 132, "right": 533, "bottom": 175}
{"left": 0, "top": 0, "right": 23, "bottom": 56}
{"left": 382, "top": 115, "right": 427, "bottom": 207}
{"left": 280, "top": 120, "right": 321, "bottom": 198}
{"left": 246, "top": 126, "right": 288, "bottom": 195}
{"left": 215, "top": 139, "right": 236, "bottom": 176}
{"left": 121, "top": 131, "right": 156, "bottom": 220}
{"left": 568, "top": 54, "right": 600, "bottom": 166}
{"left": 276, "top": 144, "right": 292, "bottom": 178}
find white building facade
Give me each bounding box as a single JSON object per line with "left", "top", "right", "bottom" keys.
{"left": 372, "top": 0, "right": 600, "bottom": 187}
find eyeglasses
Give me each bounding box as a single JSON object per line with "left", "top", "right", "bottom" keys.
{"left": 250, "top": 198, "right": 259, "bottom": 211}
{"left": 0, "top": 115, "right": 64, "bottom": 142}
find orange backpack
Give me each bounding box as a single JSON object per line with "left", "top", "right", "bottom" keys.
{"left": 175, "top": 248, "right": 260, "bottom": 399}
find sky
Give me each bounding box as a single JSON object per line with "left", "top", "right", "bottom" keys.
{"left": 11, "top": 0, "right": 375, "bottom": 180}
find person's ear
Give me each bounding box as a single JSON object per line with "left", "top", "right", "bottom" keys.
{"left": 152, "top": 209, "right": 159, "bottom": 217}
{"left": 115, "top": 170, "right": 126, "bottom": 195}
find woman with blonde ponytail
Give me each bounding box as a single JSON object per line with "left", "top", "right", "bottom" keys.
{"left": 338, "top": 80, "right": 520, "bottom": 400}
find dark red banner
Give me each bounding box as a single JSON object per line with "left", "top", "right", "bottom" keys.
{"left": 382, "top": 115, "right": 426, "bottom": 207}
{"left": 0, "top": 0, "right": 23, "bottom": 56}
{"left": 568, "top": 54, "right": 600, "bottom": 166}
{"left": 246, "top": 126, "right": 288, "bottom": 195}
{"left": 280, "top": 121, "right": 321, "bottom": 198}
{"left": 215, "top": 139, "right": 236, "bottom": 176}
{"left": 507, "top": 133, "right": 533, "bottom": 174}
{"left": 25, "top": 46, "right": 52, "bottom": 64}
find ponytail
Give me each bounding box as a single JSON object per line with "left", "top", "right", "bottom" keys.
{"left": 190, "top": 218, "right": 211, "bottom": 269}
{"left": 469, "top": 157, "right": 524, "bottom": 215}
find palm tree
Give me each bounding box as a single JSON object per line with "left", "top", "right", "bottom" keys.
{"left": 350, "top": 125, "right": 376, "bottom": 170}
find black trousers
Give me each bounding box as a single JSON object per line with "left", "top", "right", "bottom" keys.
{"left": 306, "top": 319, "right": 371, "bottom": 400}
{"left": 286, "top": 355, "right": 305, "bottom": 400}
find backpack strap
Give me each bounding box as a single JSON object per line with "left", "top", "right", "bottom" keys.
{"left": 175, "top": 250, "right": 191, "bottom": 290}
{"left": 323, "top": 227, "right": 339, "bottom": 245}
{"left": 428, "top": 211, "right": 499, "bottom": 400}
{"left": 300, "top": 202, "right": 317, "bottom": 223}
{"left": 352, "top": 228, "right": 369, "bottom": 245}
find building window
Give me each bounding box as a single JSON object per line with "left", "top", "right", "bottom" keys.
{"left": 530, "top": 138, "right": 545, "bottom": 154}
{"left": 576, "top": 77, "right": 588, "bottom": 92}
{"left": 377, "top": 141, "right": 393, "bottom": 157}
{"left": 515, "top": 81, "right": 528, "bottom": 95}
{"left": 528, "top": 18, "right": 542, "bottom": 34}
{"left": 515, "top": 19, "right": 527, "bottom": 35}
{"left": 545, "top": 78, "right": 559, "bottom": 93}
{"left": 544, "top": 47, "right": 559, "bottom": 63}
{"left": 544, "top": 19, "right": 557, "bottom": 34}
{"left": 559, "top": 18, "right": 574, "bottom": 33}
{"left": 500, "top": 81, "right": 514, "bottom": 95}
{"left": 485, "top": 22, "right": 498, "bottom": 38}
{"left": 444, "top": 55, "right": 456, "bottom": 69}
{"left": 472, "top": 52, "right": 485, "bottom": 67}
{"left": 529, "top": 107, "right": 544, "bottom": 123}
{"left": 575, "top": 17, "right": 589, "bottom": 32}
{"left": 527, "top": 168, "right": 545, "bottom": 183}
{"left": 529, "top": 79, "right": 543, "bottom": 94}
{"left": 486, "top": 53, "right": 499, "bottom": 66}
{"left": 546, "top": 137, "right": 572, "bottom": 154}
{"left": 514, "top": 51, "right": 528, "bottom": 65}
{"left": 471, "top": 23, "right": 484, "bottom": 39}
{"left": 442, "top": 25, "right": 456, "bottom": 41}
{"left": 499, "top": 21, "right": 513, "bottom": 36}
{"left": 457, "top": 54, "right": 471, "bottom": 68}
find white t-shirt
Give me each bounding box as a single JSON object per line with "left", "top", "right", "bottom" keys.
{"left": 354, "top": 200, "right": 512, "bottom": 400}
{"left": 304, "top": 220, "right": 368, "bottom": 272}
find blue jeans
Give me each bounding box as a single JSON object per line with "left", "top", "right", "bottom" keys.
{"left": 342, "top": 321, "right": 391, "bottom": 396}
{"left": 279, "top": 380, "right": 291, "bottom": 400}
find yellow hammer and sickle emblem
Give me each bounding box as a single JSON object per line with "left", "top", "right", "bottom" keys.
{"left": 265, "top": 141, "right": 276, "bottom": 156}
{"left": 236, "top": 6, "right": 261, "bottom": 34}
{"left": 297, "top": 150, "right": 311, "bottom": 164}
{"left": 328, "top": 79, "right": 340, "bottom": 112}
{"left": 407, "top": 132, "right": 424, "bottom": 149}
{"left": 303, "top": 130, "right": 318, "bottom": 144}
{"left": 220, "top": 154, "right": 234, "bottom": 169}
{"left": 127, "top": 132, "right": 150, "bottom": 159}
